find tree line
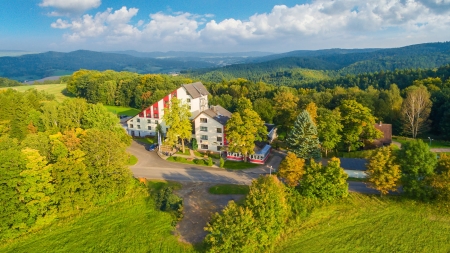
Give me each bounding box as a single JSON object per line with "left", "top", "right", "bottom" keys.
{"left": 0, "top": 89, "right": 134, "bottom": 240}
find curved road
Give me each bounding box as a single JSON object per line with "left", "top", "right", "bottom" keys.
{"left": 128, "top": 141, "right": 378, "bottom": 193}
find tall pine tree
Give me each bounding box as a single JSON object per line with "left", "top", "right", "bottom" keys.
{"left": 286, "top": 110, "right": 321, "bottom": 160}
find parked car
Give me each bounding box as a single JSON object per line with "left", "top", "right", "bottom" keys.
{"left": 146, "top": 144, "right": 158, "bottom": 151}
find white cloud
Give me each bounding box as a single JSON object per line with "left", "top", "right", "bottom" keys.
{"left": 48, "top": 0, "right": 450, "bottom": 51}
{"left": 40, "top": 0, "right": 101, "bottom": 15}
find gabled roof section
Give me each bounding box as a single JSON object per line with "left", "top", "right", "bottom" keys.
{"left": 183, "top": 82, "right": 209, "bottom": 99}
{"left": 194, "top": 105, "right": 232, "bottom": 126}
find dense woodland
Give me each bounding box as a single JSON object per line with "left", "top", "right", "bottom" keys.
{"left": 0, "top": 89, "right": 135, "bottom": 240}
{"left": 66, "top": 67, "right": 450, "bottom": 140}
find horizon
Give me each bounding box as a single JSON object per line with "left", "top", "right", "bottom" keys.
{"left": 1, "top": 0, "right": 450, "bottom": 53}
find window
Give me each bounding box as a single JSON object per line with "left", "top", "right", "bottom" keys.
{"left": 188, "top": 106, "right": 191, "bottom": 110}
{"left": 155, "top": 120, "right": 158, "bottom": 124}
{"left": 148, "top": 126, "right": 152, "bottom": 130}
{"left": 217, "top": 128, "right": 222, "bottom": 133}
{"left": 137, "top": 125, "right": 141, "bottom": 129}
{"left": 187, "top": 98, "right": 191, "bottom": 103}
{"left": 166, "top": 128, "right": 169, "bottom": 132}
{"left": 137, "top": 119, "right": 140, "bottom": 123}
{"left": 129, "top": 124, "right": 134, "bottom": 128}
{"left": 201, "top": 135, "right": 208, "bottom": 140}
{"left": 146, "top": 114, "right": 151, "bottom": 118}
{"left": 200, "top": 126, "right": 208, "bottom": 132}
{"left": 147, "top": 119, "right": 151, "bottom": 124}
{"left": 130, "top": 119, "right": 133, "bottom": 122}
{"left": 217, "top": 136, "right": 222, "bottom": 142}
{"left": 217, "top": 146, "right": 222, "bottom": 151}
{"left": 201, "top": 144, "right": 208, "bottom": 150}
{"left": 200, "top": 118, "right": 207, "bottom": 123}
{"left": 154, "top": 113, "right": 159, "bottom": 118}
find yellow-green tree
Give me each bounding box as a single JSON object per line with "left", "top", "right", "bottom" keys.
{"left": 163, "top": 97, "right": 192, "bottom": 153}
{"left": 273, "top": 91, "right": 299, "bottom": 131}
{"left": 226, "top": 109, "right": 267, "bottom": 161}
{"left": 366, "top": 146, "right": 401, "bottom": 196}
{"left": 278, "top": 152, "right": 305, "bottom": 187}
{"left": 429, "top": 154, "right": 450, "bottom": 201}
{"left": 305, "top": 102, "right": 318, "bottom": 125}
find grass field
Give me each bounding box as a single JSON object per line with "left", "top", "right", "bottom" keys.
{"left": 104, "top": 105, "right": 140, "bottom": 116}
{"left": 0, "top": 187, "right": 194, "bottom": 253}
{"left": 127, "top": 155, "right": 138, "bottom": 165}
{"left": 208, "top": 184, "right": 250, "bottom": 195}
{"left": 0, "top": 83, "right": 71, "bottom": 102}
{"left": 276, "top": 193, "right": 450, "bottom": 253}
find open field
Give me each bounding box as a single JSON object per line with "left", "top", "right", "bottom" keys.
{"left": 0, "top": 187, "right": 194, "bottom": 253}
{"left": 0, "top": 83, "right": 71, "bottom": 102}
{"left": 276, "top": 193, "right": 450, "bottom": 253}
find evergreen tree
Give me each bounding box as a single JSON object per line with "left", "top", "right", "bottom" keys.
{"left": 286, "top": 110, "right": 321, "bottom": 160}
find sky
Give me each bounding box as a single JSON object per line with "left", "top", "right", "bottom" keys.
{"left": 1, "top": 0, "right": 450, "bottom": 53}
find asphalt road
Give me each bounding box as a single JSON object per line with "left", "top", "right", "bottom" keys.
{"left": 128, "top": 141, "right": 378, "bottom": 193}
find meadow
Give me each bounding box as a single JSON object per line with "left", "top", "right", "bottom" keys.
{"left": 0, "top": 186, "right": 194, "bottom": 253}
{"left": 0, "top": 83, "right": 71, "bottom": 102}
{"left": 276, "top": 193, "right": 450, "bottom": 253}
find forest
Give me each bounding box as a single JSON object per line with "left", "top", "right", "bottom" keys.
{"left": 0, "top": 89, "right": 135, "bottom": 240}
{"left": 66, "top": 67, "right": 450, "bottom": 140}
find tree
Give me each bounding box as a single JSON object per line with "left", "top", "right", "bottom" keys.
{"left": 401, "top": 85, "right": 432, "bottom": 138}
{"left": 273, "top": 91, "right": 299, "bottom": 131}
{"left": 278, "top": 152, "right": 305, "bottom": 187}
{"left": 244, "top": 175, "right": 289, "bottom": 251}
{"left": 366, "top": 146, "right": 401, "bottom": 196}
{"left": 286, "top": 110, "right": 321, "bottom": 160}
{"left": 191, "top": 138, "right": 198, "bottom": 150}
{"left": 299, "top": 158, "right": 348, "bottom": 200}
{"left": 163, "top": 97, "right": 192, "bottom": 153}
{"left": 429, "top": 154, "right": 450, "bottom": 201}
{"left": 236, "top": 97, "right": 253, "bottom": 113}
{"left": 305, "top": 102, "right": 318, "bottom": 125}
{"left": 253, "top": 98, "right": 275, "bottom": 123}
{"left": 226, "top": 109, "right": 267, "bottom": 161}
{"left": 339, "top": 100, "right": 382, "bottom": 152}
{"left": 317, "top": 108, "right": 343, "bottom": 157}
{"left": 204, "top": 201, "right": 257, "bottom": 253}
{"left": 396, "top": 140, "right": 437, "bottom": 200}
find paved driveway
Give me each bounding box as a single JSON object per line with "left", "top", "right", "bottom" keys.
{"left": 128, "top": 141, "right": 377, "bottom": 193}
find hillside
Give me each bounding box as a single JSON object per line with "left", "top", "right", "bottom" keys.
{"left": 0, "top": 50, "right": 215, "bottom": 82}
{"left": 186, "top": 42, "right": 450, "bottom": 85}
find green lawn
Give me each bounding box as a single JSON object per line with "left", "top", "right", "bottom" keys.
{"left": 208, "top": 184, "right": 250, "bottom": 195}
{"left": 104, "top": 105, "right": 140, "bottom": 116}
{"left": 127, "top": 155, "right": 138, "bottom": 165}
{"left": 0, "top": 83, "right": 72, "bottom": 102}
{"left": 223, "top": 161, "right": 259, "bottom": 170}
{"left": 0, "top": 187, "right": 194, "bottom": 253}
{"left": 176, "top": 149, "right": 191, "bottom": 155}
{"left": 167, "top": 156, "right": 209, "bottom": 166}
{"left": 276, "top": 193, "right": 450, "bottom": 253}
{"left": 393, "top": 136, "right": 450, "bottom": 148}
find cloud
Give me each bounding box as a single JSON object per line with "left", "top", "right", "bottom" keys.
{"left": 48, "top": 0, "right": 450, "bottom": 51}
{"left": 40, "top": 0, "right": 101, "bottom": 15}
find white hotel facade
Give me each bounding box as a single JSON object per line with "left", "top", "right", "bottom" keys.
{"left": 126, "top": 82, "right": 231, "bottom": 153}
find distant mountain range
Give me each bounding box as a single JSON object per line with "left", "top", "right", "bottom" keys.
{"left": 1, "top": 42, "right": 450, "bottom": 83}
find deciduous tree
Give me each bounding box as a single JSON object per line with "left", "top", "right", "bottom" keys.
{"left": 401, "top": 85, "right": 432, "bottom": 138}
{"left": 366, "top": 146, "right": 401, "bottom": 196}
{"left": 317, "top": 108, "right": 343, "bottom": 157}
{"left": 278, "top": 152, "right": 305, "bottom": 187}
{"left": 163, "top": 97, "right": 192, "bottom": 153}
{"left": 429, "top": 154, "right": 450, "bottom": 201}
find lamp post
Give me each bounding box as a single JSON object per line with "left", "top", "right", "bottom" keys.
{"left": 428, "top": 137, "right": 433, "bottom": 147}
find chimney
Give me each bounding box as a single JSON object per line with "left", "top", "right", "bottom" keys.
{"left": 379, "top": 121, "right": 382, "bottom": 126}
{"left": 212, "top": 106, "right": 217, "bottom": 113}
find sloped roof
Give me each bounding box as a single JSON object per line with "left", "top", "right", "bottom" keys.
{"left": 195, "top": 105, "right": 232, "bottom": 125}
{"left": 183, "top": 82, "right": 209, "bottom": 99}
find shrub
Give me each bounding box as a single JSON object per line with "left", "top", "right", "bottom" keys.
{"left": 194, "top": 158, "right": 205, "bottom": 165}
{"left": 219, "top": 157, "right": 225, "bottom": 168}
{"left": 155, "top": 186, "right": 183, "bottom": 222}
{"left": 207, "top": 157, "right": 213, "bottom": 166}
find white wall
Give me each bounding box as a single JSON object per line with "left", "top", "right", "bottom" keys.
{"left": 193, "top": 113, "right": 224, "bottom": 153}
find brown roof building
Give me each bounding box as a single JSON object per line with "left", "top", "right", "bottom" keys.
{"left": 373, "top": 122, "right": 392, "bottom": 146}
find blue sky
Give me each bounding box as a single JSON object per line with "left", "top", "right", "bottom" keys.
{"left": 1, "top": 0, "right": 450, "bottom": 53}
